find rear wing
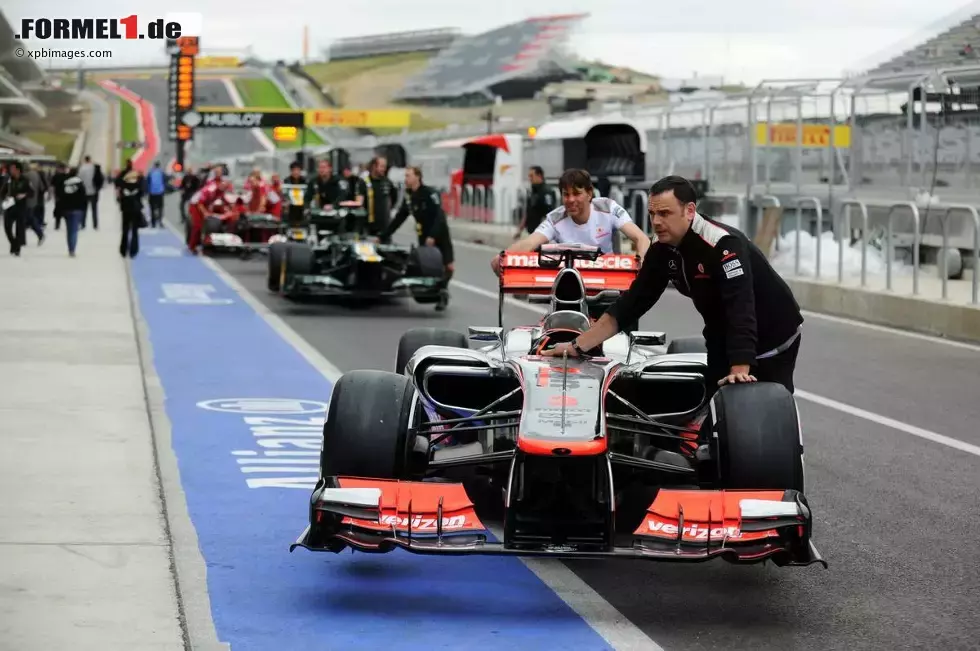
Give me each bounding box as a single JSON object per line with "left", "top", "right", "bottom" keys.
{"left": 498, "top": 251, "right": 639, "bottom": 296}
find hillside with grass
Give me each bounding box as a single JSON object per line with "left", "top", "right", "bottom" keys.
{"left": 303, "top": 52, "right": 556, "bottom": 135}
{"left": 301, "top": 51, "right": 676, "bottom": 136}
{"left": 233, "top": 77, "right": 326, "bottom": 146}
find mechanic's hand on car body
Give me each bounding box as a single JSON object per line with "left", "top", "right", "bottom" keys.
{"left": 717, "top": 364, "right": 757, "bottom": 386}
{"left": 543, "top": 341, "right": 579, "bottom": 357}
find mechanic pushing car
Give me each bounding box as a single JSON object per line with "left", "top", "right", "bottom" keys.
{"left": 544, "top": 175, "right": 805, "bottom": 394}
{"left": 380, "top": 165, "right": 454, "bottom": 311}
{"left": 185, "top": 169, "right": 225, "bottom": 254}
{"left": 282, "top": 161, "right": 308, "bottom": 225}
{"left": 358, "top": 156, "right": 399, "bottom": 237}
{"left": 303, "top": 158, "right": 352, "bottom": 209}
{"left": 491, "top": 168, "right": 650, "bottom": 276}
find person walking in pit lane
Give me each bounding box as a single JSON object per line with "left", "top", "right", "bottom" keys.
{"left": 115, "top": 160, "right": 145, "bottom": 258}
{"left": 146, "top": 161, "right": 168, "bottom": 228}
{"left": 543, "top": 175, "right": 805, "bottom": 396}
{"left": 380, "top": 166, "right": 455, "bottom": 311}
{"left": 59, "top": 165, "right": 87, "bottom": 257}
{"left": 2, "top": 161, "right": 31, "bottom": 256}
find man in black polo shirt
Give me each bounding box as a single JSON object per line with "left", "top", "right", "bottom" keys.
{"left": 544, "top": 175, "right": 804, "bottom": 395}
{"left": 514, "top": 165, "right": 555, "bottom": 238}
{"left": 359, "top": 156, "right": 398, "bottom": 237}
{"left": 304, "top": 159, "right": 346, "bottom": 208}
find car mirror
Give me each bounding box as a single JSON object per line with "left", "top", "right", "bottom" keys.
{"left": 468, "top": 326, "right": 503, "bottom": 342}
{"left": 630, "top": 331, "right": 666, "bottom": 347}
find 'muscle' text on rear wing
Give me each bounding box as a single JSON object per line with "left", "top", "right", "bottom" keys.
{"left": 498, "top": 252, "right": 639, "bottom": 296}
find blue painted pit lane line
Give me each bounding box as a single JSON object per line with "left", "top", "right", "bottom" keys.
{"left": 129, "top": 229, "right": 616, "bottom": 651}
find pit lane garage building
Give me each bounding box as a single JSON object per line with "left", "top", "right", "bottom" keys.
{"left": 0, "top": 11, "right": 47, "bottom": 155}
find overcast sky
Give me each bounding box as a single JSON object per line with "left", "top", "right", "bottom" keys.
{"left": 6, "top": 0, "right": 980, "bottom": 83}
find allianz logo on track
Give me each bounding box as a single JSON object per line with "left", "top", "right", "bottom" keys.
{"left": 196, "top": 398, "right": 329, "bottom": 490}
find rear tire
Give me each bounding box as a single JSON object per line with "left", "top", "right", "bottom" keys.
{"left": 203, "top": 216, "right": 223, "bottom": 237}
{"left": 320, "top": 370, "right": 416, "bottom": 479}
{"left": 710, "top": 383, "right": 804, "bottom": 493}
{"left": 667, "top": 336, "right": 708, "bottom": 354}
{"left": 396, "top": 327, "right": 468, "bottom": 374}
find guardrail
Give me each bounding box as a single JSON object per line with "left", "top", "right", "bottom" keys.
{"left": 938, "top": 204, "right": 980, "bottom": 303}
{"left": 837, "top": 199, "right": 869, "bottom": 286}
{"left": 794, "top": 197, "right": 824, "bottom": 278}
{"left": 885, "top": 202, "right": 921, "bottom": 296}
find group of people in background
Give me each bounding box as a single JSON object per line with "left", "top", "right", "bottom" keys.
{"left": 0, "top": 156, "right": 104, "bottom": 257}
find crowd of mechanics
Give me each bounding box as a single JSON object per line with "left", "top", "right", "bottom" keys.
{"left": 178, "top": 155, "right": 456, "bottom": 310}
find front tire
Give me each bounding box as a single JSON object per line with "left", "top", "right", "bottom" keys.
{"left": 710, "top": 382, "right": 804, "bottom": 493}
{"left": 319, "top": 370, "right": 416, "bottom": 479}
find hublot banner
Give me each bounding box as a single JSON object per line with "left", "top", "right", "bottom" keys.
{"left": 182, "top": 109, "right": 305, "bottom": 129}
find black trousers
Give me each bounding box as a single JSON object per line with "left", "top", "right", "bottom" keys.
{"left": 3, "top": 207, "right": 26, "bottom": 254}
{"left": 84, "top": 194, "right": 99, "bottom": 228}
{"left": 705, "top": 335, "right": 802, "bottom": 396}
{"left": 120, "top": 208, "right": 141, "bottom": 257}
{"left": 148, "top": 194, "right": 164, "bottom": 226}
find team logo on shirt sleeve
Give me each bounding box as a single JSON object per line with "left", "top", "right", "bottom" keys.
{"left": 722, "top": 256, "right": 743, "bottom": 278}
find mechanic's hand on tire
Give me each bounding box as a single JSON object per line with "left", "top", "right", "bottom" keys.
{"left": 718, "top": 364, "right": 757, "bottom": 386}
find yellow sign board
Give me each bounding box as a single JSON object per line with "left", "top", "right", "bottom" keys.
{"left": 304, "top": 109, "right": 412, "bottom": 129}
{"left": 272, "top": 126, "right": 298, "bottom": 142}
{"left": 195, "top": 56, "right": 241, "bottom": 68}
{"left": 754, "top": 123, "right": 851, "bottom": 148}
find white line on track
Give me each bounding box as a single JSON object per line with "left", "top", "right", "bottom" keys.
{"left": 452, "top": 238, "right": 980, "bottom": 354}
{"left": 162, "top": 221, "right": 663, "bottom": 651}
{"left": 451, "top": 277, "right": 980, "bottom": 459}
{"left": 795, "top": 390, "right": 980, "bottom": 457}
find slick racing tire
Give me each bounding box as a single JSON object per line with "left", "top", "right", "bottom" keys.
{"left": 710, "top": 382, "right": 805, "bottom": 493}
{"left": 284, "top": 242, "right": 314, "bottom": 276}
{"left": 395, "top": 327, "right": 468, "bottom": 374}
{"left": 409, "top": 245, "right": 445, "bottom": 278}
{"left": 267, "top": 242, "right": 286, "bottom": 291}
{"left": 203, "top": 216, "right": 224, "bottom": 236}
{"left": 667, "top": 336, "right": 708, "bottom": 354}
{"left": 320, "top": 370, "right": 415, "bottom": 479}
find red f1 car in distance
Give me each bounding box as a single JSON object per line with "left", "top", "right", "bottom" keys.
{"left": 201, "top": 184, "right": 288, "bottom": 257}
{"left": 290, "top": 243, "right": 827, "bottom": 569}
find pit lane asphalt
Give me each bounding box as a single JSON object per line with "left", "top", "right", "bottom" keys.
{"left": 119, "top": 75, "right": 266, "bottom": 166}
{"left": 156, "top": 202, "right": 980, "bottom": 651}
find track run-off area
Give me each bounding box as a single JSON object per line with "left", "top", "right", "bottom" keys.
{"left": 105, "top": 74, "right": 980, "bottom": 651}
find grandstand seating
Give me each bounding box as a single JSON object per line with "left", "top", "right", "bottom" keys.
{"left": 866, "top": 12, "right": 980, "bottom": 75}
{"left": 327, "top": 28, "right": 461, "bottom": 61}
{"left": 393, "top": 14, "right": 588, "bottom": 104}
{"left": 0, "top": 11, "right": 46, "bottom": 154}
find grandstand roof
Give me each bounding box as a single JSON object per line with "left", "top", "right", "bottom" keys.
{"left": 392, "top": 14, "right": 588, "bottom": 102}
{"left": 862, "top": 11, "right": 980, "bottom": 79}
{"left": 0, "top": 11, "right": 45, "bottom": 83}
{"left": 328, "top": 27, "right": 461, "bottom": 61}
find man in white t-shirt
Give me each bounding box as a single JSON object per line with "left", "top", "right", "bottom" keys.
{"left": 491, "top": 168, "right": 650, "bottom": 275}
